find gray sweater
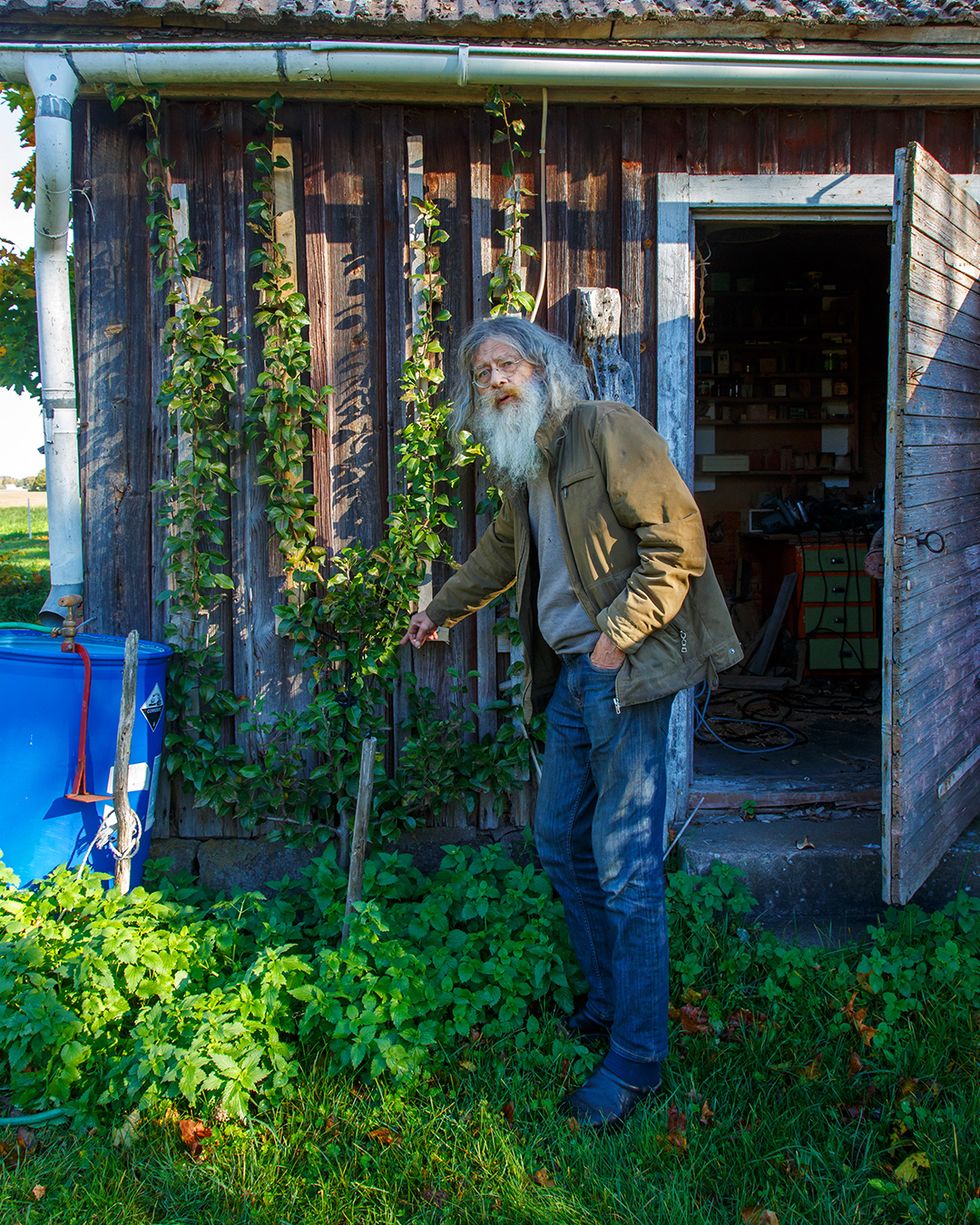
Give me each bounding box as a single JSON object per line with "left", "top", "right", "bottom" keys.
{"left": 527, "top": 470, "right": 599, "bottom": 656}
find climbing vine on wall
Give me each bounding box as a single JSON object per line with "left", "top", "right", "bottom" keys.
{"left": 244, "top": 94, "right": 327, "bottom": 608}
{"left": 116, "top": 89, "right": 530, "bottom": 843}
{"left": 485, "top": 87, "right": 537, "bottom": 317}
{"left": 122, "top": 88, "right": 246, "bottom": 803}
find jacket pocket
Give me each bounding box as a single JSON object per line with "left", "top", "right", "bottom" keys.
{"left": 558, "top": 467, "right": 597, "bottom": 499}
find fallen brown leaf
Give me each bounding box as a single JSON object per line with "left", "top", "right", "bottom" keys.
{"left": 742, "top": 1208, "right": 780, "bottom": 1225}
{"left": 501, "top": 1101, "right": 516, "bottom": 1124}
{"left": 469, "top": 1027, "right": 483, "bottom": 1045}
{"left": 801, "top": 1054, "right": 822, "bottom": 1080}
{"left": 178, "top": 1118, "right": 212, "bottom": 1160}
{"left": 532, "top": 1167, "right": 555, "bottom": 1188}
{"left": 894, "top": 1151, "right": 930, "bottom": 1186}
{"left": 699, "top": 1101, "right": 715, "bottom": 1126}
{"left": 795, "top": 837, "right": 815, "bottom": 851}
{"left": 0, "top": 1127, "right": 39, "bottom": 1170}
{"left": 30, "top": 1186, "right": 45, "bottom": 1201}
{"left": 842, "top": 994, "right": 877, "bottom": 1047}
{"left": 721, "top": 1009, "right": 767, "bottom": 1042}
{"left": 848, "top": 1051, "right": 863, "bottom": 1078}
{"left": 659, "top": 1106, "right": 688, "bottom": 1153}
{"left": 368, "top": 1126, "right": 399, "bottom": 1146}
{"left": 323, "top": 1114, "right": 339, "bottom": 1137}
{"left": 677, "top": 1005, "right": 712, "bottom": 1035}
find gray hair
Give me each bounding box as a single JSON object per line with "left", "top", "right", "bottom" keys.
{"left": 448, "top": 317, "right": 590, "bottom": 442}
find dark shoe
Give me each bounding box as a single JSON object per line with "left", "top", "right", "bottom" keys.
{"left": 560, "top": 1064, "right": 661, "bottom": 1131}
{"left": 561, "top": 1009, "right": 612, "bottom": 1043}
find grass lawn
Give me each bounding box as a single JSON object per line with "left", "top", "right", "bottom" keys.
{"left": 0, "top": 855, "right": 976, "bottom": 1225}
{"left": 4, "top": 1028, "right": 977, "bottom": 1225}
{"left": 0, "top": 503, "right": 49, "bottom": 623}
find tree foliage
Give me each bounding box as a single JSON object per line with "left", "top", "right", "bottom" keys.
{"left": 0, "top": 241, "right": 39, "bottom": 396}
{"left": 0, "top": 83, "right": 40, "bottom": 399}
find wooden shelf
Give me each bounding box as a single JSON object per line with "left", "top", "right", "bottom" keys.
{"left": 696, "top": 281, "right": 860, "bottom": 484}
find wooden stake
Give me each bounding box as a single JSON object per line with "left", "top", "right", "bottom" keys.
{"left": 341, "top": 736, "right": 377, "bottom": 943}
{"left": 113, "top": 630, "right": 140, "bottom": 894}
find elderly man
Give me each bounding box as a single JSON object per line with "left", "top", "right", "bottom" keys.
{"left": 402, "top": 317, "right": 741, "bottom": 1128}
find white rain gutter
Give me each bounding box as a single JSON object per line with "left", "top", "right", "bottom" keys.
{"left": 1, "top": 42, "right": 980, "bottom": 97}
{"left": 8, "top": 41, "right": 979, "bottom": 619}
{"left": 25, "top": 53, "right": 83, "bottom": 622}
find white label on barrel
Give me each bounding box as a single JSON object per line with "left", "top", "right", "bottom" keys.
{"left": 141, "top": 683, "right": 164, "bottom": 731}
{"left": 107, "top": 762, "right": 149, "bottom": 792}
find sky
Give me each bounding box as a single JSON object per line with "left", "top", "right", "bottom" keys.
{"left": 0, "top": 98, "right": 43, "bottom": 480}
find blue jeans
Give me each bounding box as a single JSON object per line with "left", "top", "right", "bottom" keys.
{"left": 534, "top": 654, "right": 673, "bottom": 1064}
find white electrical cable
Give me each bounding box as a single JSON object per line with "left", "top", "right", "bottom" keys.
{"left": 529, "top": 87, "right": 549, "bottom": 324}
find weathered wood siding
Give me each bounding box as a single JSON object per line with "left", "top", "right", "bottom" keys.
{"left": 72, "top": 101, "right": 980, "bottom": 838}
{"left": 883, "top": 142, "right": 980, "bottom": 904}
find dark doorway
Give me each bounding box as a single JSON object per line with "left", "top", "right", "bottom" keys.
{"left": 690, "top": 221, "right": 891, "bottom": 812}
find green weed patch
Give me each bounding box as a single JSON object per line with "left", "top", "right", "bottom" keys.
{"left": 0, "top": 853, "right": 977, "bottom": 1223}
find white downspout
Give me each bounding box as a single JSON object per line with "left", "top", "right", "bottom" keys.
{"left": 25, "top": 53, "right": 83, "bottom": 621}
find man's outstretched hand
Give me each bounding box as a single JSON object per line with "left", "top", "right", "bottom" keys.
{"left": 400, "top": 611, "right": 440, "bottom": 649}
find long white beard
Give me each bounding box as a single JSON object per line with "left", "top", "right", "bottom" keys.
{"left": 470, "top": 379, "right": 549, "bottom": 487}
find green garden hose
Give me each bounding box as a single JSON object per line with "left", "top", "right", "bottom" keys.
{"left": 0, "top": 622, "right": 48, "bottom": 633}
{"left": 0, "top": 1107, "right": 69, "bottom": 1125}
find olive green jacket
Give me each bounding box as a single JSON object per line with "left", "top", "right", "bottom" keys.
{"left": 426, "top": 400, "right": 743, "bottom": 718}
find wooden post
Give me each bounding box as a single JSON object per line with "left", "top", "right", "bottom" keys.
{"left": 113, "top": 630, "right": 139, "bottom": 894}
{"left": 573, "top": 287, "right": 636, "bottom": 407}
{"left": 341, "top": 736, "right": 377, "bottom": 943}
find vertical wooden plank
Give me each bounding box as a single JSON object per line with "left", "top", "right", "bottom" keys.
{"left": 644, "top": 106, "right": 687, "bottom": 175}
{"left": 655, "top": 171, "right": 695, "bottom": 833}
{"left": 757, "top": 107, "right": 779, "bottom": 175}
{"left": 227, "top": 102, "right": 304, "bottom": 822}
{"left": 381, "top": 106, "right": 412, "bottom": 755}
{"left": 904, "top": 109, "right": 927, "bottom": 151}
{"left": 465, "top": 106, "right": 510, "bottom": 827}
{"left": 621, "top": 106, "right": 655, "bottom": 419}
{"left": 417, "top": 107, "right": 488, "bottom": 827}
{"left": 778, "top": 111, "right": 830, "bottom": 173}
{"left": 565, "top": 108, "right": 618, "bottom": 301}
{"left": 544, "top": 104, "right": 571, "bottom": 339}
{"left": 972, "top": 110, "right": 980, "bottom": 174}
{"left": 163, "top": 101, "right": 238, "bottom": 839}
{"left": 686, "top": 108, "right": 709, "bottom": 176}
{"left": 148, "top": 102, "right": 176, "bottom": 836}
{"left": 302, "top": 105, "right": 335, "bottom": 563}
{"left": 829, "top": 109, "right": 852, "bottom": 174}
{"left": 408, "top": 134, "right": 450, "bottom": 653}
{"left": 705, "top": 108, "right": 757, "bottom": 174}
{"left": 322, "top": 107, "right": 386, "bottom": 554}
{"left": 74, "top": 100, "right": 153, "bottom": 640}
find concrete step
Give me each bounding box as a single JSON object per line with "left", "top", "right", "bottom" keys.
{"left": 680, "top": 813, "right": 979, "bottom": 930}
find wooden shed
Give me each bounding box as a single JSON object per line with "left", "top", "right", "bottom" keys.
{"left": 2, "top": 0, "right": 977, "bottom": 903}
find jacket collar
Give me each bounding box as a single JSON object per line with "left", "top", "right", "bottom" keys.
{"left": 535, "top": 400, "right": 587, "bottom": 464}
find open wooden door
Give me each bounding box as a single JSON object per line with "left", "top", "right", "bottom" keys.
{"left": 883, "top": 142, "right": 980, "bottom": 905}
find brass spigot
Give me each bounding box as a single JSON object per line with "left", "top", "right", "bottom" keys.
{"left": 54, "top": 594, "right": 85, "bottom": 650}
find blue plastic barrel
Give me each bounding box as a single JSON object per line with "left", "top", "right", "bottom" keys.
{"left": 0, "top": 629, "right": 173, "bottom": 886}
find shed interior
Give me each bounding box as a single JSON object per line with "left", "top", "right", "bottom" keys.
{"left": 690, "top": 221, "right": 891, "bottom": 813}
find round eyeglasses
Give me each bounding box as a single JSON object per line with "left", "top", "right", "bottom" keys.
{"left": 471, "top": 357, "right": 526, "bottom": 389}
